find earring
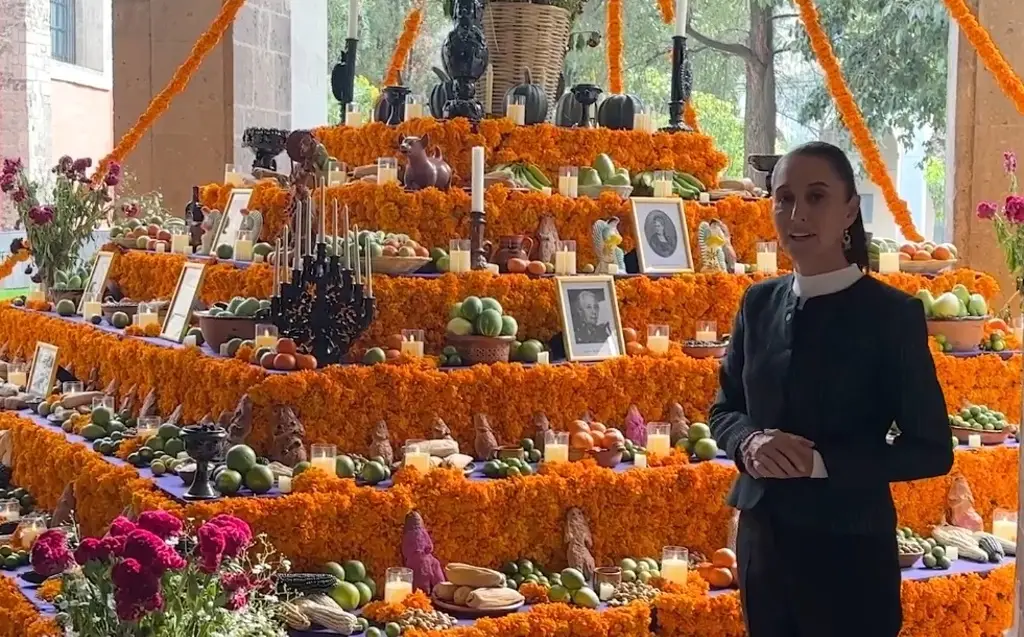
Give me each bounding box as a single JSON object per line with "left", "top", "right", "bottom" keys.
{"left": 843, "top": 229, "right": 852, "bottom": 249}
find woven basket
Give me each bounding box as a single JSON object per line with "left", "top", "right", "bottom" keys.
{"left": 483, "top": 1, "right": 571, "bottom": 118}
{"left": 446, "top": 334, "right": 515, "bottom": 365}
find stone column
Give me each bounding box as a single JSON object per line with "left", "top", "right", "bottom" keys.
{"left": 113, "top": 0, "right": 327, "bottom": 211}
{"left": 949, "top": 0, "right": 1024, "bottom": 306}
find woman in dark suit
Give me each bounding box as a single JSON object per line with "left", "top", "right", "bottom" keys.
{"left": 709, "top": 141, "right": 953, "bottom": 637}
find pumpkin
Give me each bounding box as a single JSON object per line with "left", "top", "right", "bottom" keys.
{"left": 554, "top": 90, "right": 585, "bottom": 127}
{"left": 502, "top": 67, "right": 548, "bottom": 124}
{"left": 597, "top": 93, "right": 645, "bottom": 130}
{"left": 429, "top": 67, "right": 456, "bottom": 119}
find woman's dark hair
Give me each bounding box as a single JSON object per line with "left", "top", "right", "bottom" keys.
{"left": 783, "top": 141, "right": 869, "bottom": 271}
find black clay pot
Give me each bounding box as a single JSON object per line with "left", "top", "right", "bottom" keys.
{"left": 180, "top": 425, "right": 228, "bottom": 500}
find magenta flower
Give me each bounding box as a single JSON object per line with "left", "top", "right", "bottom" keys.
{"left": 74, "top": 538, "right": 112, "bottom": 565}
{"left": 204, "top": 515, "right": 252, "bottom": 558}
{"left": 1005, "top": 151, "right": 1017, "bottom": 175}
{"left": 29, "top": 529, "right": 74, "bottom": 577}
{"left": 108, "top": 516, "right": 137, "bottom": 537}
{"left": 137, "top": 510, "right": 183, "bottom": 541}
{"left": 0, "top": 173, "right": 14, "bottom": 193}
{"left": 27, "top": 206, "right": 54, "bottom": 225}
{"left": 1006, "top": 195, "right": 1024, "bottom": 223}
{"left": 112, "top": 558, "right": 164, "bottom": 621}
{"left": 100, "top": 534, "right": 127, "bottom": 556}
{"left": 11, "top": 189, "right": 26, "bottom": 203}
{"left": 197, "top": 523, "right": 226, "bottom": 573}
{"left": 121, "top": 529, "right": 186, "bottom": 577}
{"left": 977, "top": 201, "right": 998, "bottom": 220}
{"left": 2, "top": 158, "right": 23, "bottom": 176}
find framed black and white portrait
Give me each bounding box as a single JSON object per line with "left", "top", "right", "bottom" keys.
{"left": 630, "top": 197, "right": 693, "bottom": 273}
{"left": 27, "top": 342, "right": 59, "bottom": 399}
{"left": 555, "top": 276, "right": 625, "bottom": 362}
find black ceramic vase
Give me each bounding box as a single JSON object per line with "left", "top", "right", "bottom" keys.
{"left": 570, "top": 84, "right": 603, "bottom": 128}
{"left": 440, "top": 0, "right": 489, "bottom": 120}
{"left": 242, "top": 128, "right": 289, "bottom": 172}
{"left": 181, "top": 425, "right": 228, "bottom": 500}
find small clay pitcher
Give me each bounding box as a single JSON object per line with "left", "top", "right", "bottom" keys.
{"left": 490, "top": 235, "right": 535, "bottom": 272}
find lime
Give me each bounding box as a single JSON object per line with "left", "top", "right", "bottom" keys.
{"left": 360, "top": 461, "right": 388, "bottom": 485}
{"left": 329, "top": 581, "right": 361, "bottom": 611}
{"left": 91, "top": 406, "right": 112, "bottom": 428}
{"left": 138, "top": 448, "right": 155, "bottom": 462}
{"left": 16, "top": 551, "right": 28, "bottom": 566}
{"left": 361, "top": 576, "right": 377, "bottom": 599}
{"left": 548, "top": 584, "right": 571, "bottom": 602}
{"left": 126, "top": 452, "right": 141, "bottom": 465}
{"left": 145, "top": 436, "right": 165, "bottom": 452}
{"left": 164, "top": 438, "right": 185, "bottom": 457}
{"left": 448, "top": 303, "right": 463, "bottom": 320}
{"left": 324, "top": 562, "right": 347, "bottom": 581}
{"left": 293, "top": 461, "right": 310, "bottom": 476}
{"left": 622, "top": 569, "right": 637, "bottom": 583}
{"left": 0, "top": 546, "right": 11, "bottom": 558}
{"left": 343, "top": 560, "right": 366, "bottom": 583}
{"left": 3, "top": 555, "right": 17, "bottom": 570}
{"left": 226, "top": 445, "right": 257, "bottom": 473}
{"left": 573, "top": 586, "right": 600, "bottom": 609}
{"left": 366, "top": 628, "right": 383, "bottom": 637}
{"left": 354, "top": 581, "right": 372, "bottom": 606}
{"left": 363, "top": 347, "right": 387, "bottom": 365}
{"left": 335, "top": 455, "right": 356, "bottom": 478}
{"left": 527, "top": 449, "right": 542, "bottom": 463}
{"left": 688, "top": 423, "right": 711, "bottom": 442}
{"left": 244, "top": 465, "right": 274, "bottom": 494}
{"left": 517, "top": 559, "right": 535, "bottom": 576}
{"left": 216, "top": 469, "right": 243, "bottom": 495}
{"left": 482, "top": 460, "right": 502, "bottom": 478}
{"left": 620, "top": 558, "right": 637, "bottom": 571}
{"left": 506, "top": 466, "right": 521, "bottom": 478}
{"left": 693, "top": 438, "right": 718, "bottom": 461}
{"left": 151, "top": 461, "right": 166, "bottom": 476}
{"left": 385, "top": 623, "right": 402, "bottom": 637}
{"left": 501, "top": 562, "right": 519, "bottom": 576}
{"left": 520, "top": 438, "right": 535, "bottom": 452}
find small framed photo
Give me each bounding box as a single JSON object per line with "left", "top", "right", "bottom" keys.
{"left": 78, "top": 251, "right": 115, "bottom": 315}
{"left": 160, "top": 262, "right": 207, "bottom": 343}
{"left": 213, "top": 188, "right": 253, "bottom": 253}
{"left": 630, "top": 197, "right": 694, "bottom": 273}
{"left": 555, "top": 276, "right": 626, "bottom": 362}
{"left": 27, "top": 342, "right": 59, "bottom": 399}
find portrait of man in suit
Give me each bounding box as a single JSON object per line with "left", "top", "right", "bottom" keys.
{"left": 569, "top": 288, "right": 612, "bottom": 345}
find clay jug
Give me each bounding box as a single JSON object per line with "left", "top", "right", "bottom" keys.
{"left": 490, "top": 235, "right": 534, "bottom": 272}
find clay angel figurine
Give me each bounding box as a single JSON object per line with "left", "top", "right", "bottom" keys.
{"left": 271, "top": 405, "right": 307, "bottom": 467}
{"left": 199, "top": 208, "right": 223, "bottom": 256}
{"left": 227, "top": 394, "right": 254, "bottom": 445}
{"left": 103, "top": 378, "right": 119, "bottom": 399}
{"left": 532, "top": 412, "right": 551, "bottom": 454}
{"left": 946, "top": 473, "right": 984, "bottom": 532}
{"left": 120, "top": 384, "right": 138, "bottom": 417}
{"left": 401, "top": 511, "right": 446, "bottom": 593}
{"left": 165, "top": 404, "right": 184, "bottom": 427}
{"left": 473, "top": 413, "right": 499, "bottom": 461}
{"left": 564, "top": 507, "right": 595, "bottom": 580}
{"left": 431, "top": 417, "right": 453, "bottom": 440}
{"left": 534, "top": 215, "right": 559, "bottom": 264}
{"left": 667, "top": 402, "right": 690, "bottom": 445}
{"left": 697, "top": 219, "right": 737, "bottom": 274}
{"left": 51, "top": 483, "right": 76, "bottom": 528}
{"left": 591, "top": 218, "right": 626, "bottom": 274}
{"left": 139, "top": 389, "right": 158, "bottom": 419}
{"left": 368, "top": 420, "right": 394, "bottom": 466}
{"left": 85, "top": 367, "right": 100, "bottom": 392}
{"left": 623, "top": 405, "right": 646, "bottom": 447}
{"left": 238, "top": 208, "right": 264, "bottom": 243}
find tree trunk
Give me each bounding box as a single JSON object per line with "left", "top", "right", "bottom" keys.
{"left": 743, "top": 0, "right": 777, "bottom": 179}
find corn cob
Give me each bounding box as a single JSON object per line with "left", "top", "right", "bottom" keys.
{"left": 276, "top": 601, "right": 311, "bottom": 630}
{"left": 932, "top": 525, "right": 989, "bottom": 562}
{"left": 276, "top": 572, "right": 341, "bottom": 594}
{"left": 974, "top": 530, "right": 1016, "bottom": 555}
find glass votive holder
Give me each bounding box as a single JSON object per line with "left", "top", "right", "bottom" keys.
{"left": 661, "top": 546, "right": 689, "bottom": 585}
{"left": 384, "top": 566, "right": 414, "bottom": 604}
{"left": 403, "top": 438, "right": 431, "bottom": 473}
{"left": 137, "top": 416, "right": 161, "bottom": 440}
{"left": 62, "top": 381, "right": 83, "bottom": 395}
{"left": 633, "top": 451, "right": 648, "bottom": 469}
{"left": 345, "top": 102, "right": 363, "bottom": 127}
{"left": 653, "top": 170, "right": 674, "bottom": 197}
{"left": 92, "top": 395, "right": 114, "bottom": 411}
{"left": 0, "top": 499, "right": 20, "bottom": 523}
{"left": 6, "top": 363, "right": 28, "bottom": 389}
{"left": 647, "top": 324, "right": 671, "bottom": 354}
{"left": 377, "top": 157, "right": 399, "bottom": 185}
{"left": 993, "top": 509, "right": 1018, "bottom": 543}
{"left": 756, "top": 241, "right": 778, "bottom": 274}
{"left": 646, "top": 422, "right": 671, "bottom": 456}
{"left": 558, "top": 166, "right": 579, "bottom": 198}
{"left": 278, "top": 475, "right": 293, "bottom": 494}
{"left": 543, "top": 430, "right": 570, "bottom": 463}
{"left": 695, "top": 320, "right": 718, "bottom": 343}
{"left": 15, "top": 514, "right": 48, "bottom": 550}
{"left": 255, "top": 323, "right": 279, "bottom": 350}
{"left": 401, "top": 330, "right": 425, "bottom": 358}
{"left": 448, "top": 239, "right": 472, "bottom": 274}
{"left": 310, "top": 443, "right": 338, "bottom": 474}
{"left": 594, "top": 567, "right": 622, "bottom": 601}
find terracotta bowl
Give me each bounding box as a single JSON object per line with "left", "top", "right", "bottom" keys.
{"left": 48, "top": 289, "right": 84, "bottom": 307}
{"left": 197, "top": 312, "right": 258, "bottom": 352}
{"left": 445, "top": 334, "right": 515, "bottom": 365}
{"left": 951, "top": 425, "right": 1009, "bottom": 446}
{"left": 682, "top": 344, "right": 727, "bottom": 359}
{"left": 898, "top": 551, "right": 924, "bottom": 569}
{"left": 926, "top": 318, "right": 986, "bottom": 352}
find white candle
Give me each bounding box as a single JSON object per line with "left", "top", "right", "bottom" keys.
{"left": 968, "top": 434, "right": 982, "bottom": 449}
{"left": 634, "top": 453, "right": 647, "bottom": 469}
{"left": 471, "top": 146, "right": 485, "bottom": 212}
{"left": 400, "top": 341, "right": 424, "bottom": 358}
{"left": 675, "top": 0, "right": 688, "bottom": 37}
{"left": 278, "top": 475, "right": 292, "bottom": 494}
{"left": 183, "top": 335, "right": 198, "bottom": 348}
{"left": 155, "top": 242, "right": 166, "bottom": 253}
{"left": 536, "top": 352, "right": 550, "bottom": 365}
{"left": 234, "top": 239, "right": 254, "bottom": 262}
{"left": 404, "top": 103, "right": 423, "bottom": 122}
{"left": 83, "top": 300, "right": 102, "bottom": 320}
{"left": 647, "top": 335, "right": 670, "bottom": 354}
{"left": 699, "top": 192, "right": 710, "bottom": 204}
{"left": 347, "top": 0, "right": 359, "bottom": 40}
{"left": 945, "top": 546, "right": 959, "bottom": 561}
{"left": 606, "top": 263, "right": 619, "bottom": 275}
{"left": 661, "top": 557, "right": 688, "bottom": 585}
{"left": 484, "top": 65, "right": 494, "bottom": 115}
{"left": 171, "top": 234, "right": 190, "bottom": 255}
{"left": 878, "top": 252, "right": 900, "bottom": 274}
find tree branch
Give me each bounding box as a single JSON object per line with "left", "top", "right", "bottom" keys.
{"left": 772, "top": 13, "right": 799, "bottom": 21}
{"left": 686, "top": 25, "right": 754, "bottom": 60}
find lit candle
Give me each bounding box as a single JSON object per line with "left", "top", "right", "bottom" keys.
{"left": 536, "top": 351, "right": 550, "bottom": 365}
{"left": 403, "top": 441, "right": 431, "bottom": 473}
{"left": 471, "top": 146, "right": 485, "bottom": 212}
{"left": 366, "top": 242, "right": 373, "bottom": 296}
{"left": 171, "top": 233, "right": 190, "bottom": 255}
{"left": 292, "top": 206, "right": 301, "bottom": 270}
{"left": 544, "top": 431, "right": 569, "bottom": 463}
{"left": 878, "top": 251, "right": 900, "bottom": 274}
{"left": 699, "top": 192, "right": 710, "bottom": 204}
{"left": 347, "top": 0, "right": 359, "bottom": 40}
{"left": 646, "top": 423, "right": 672, "bottom": 456}
{"left": 83, "top": 299, "right": 102, "bottom": 320}
{"left": 661, "top": 546, "right": 689, "bottom": 585}
{"left": 333, "top": 200, "right": 339, "bottom": 257}
{"left": 675, "top": 0, "right": 688, "bottom": 38}
{"left": 647, "top": 325, "right": 670, "bottom": 354}
{"left": 484, "top": 65, "right": 494, "bottom": 114}
{"left": 234, "top": 239, "right": 253, "bottom": 262}
{"left": 305, "top": 196, "right": 313, "bottom": 255}
{"left": 320, "top": 180, "right": 327, "bottom": 244}
{"left": 384, "top": 568, "right": 414, "bottom": 604}
{"left": 354, "top": 225, "right": 362, "bottom": 283}
{"left": 311, "top": 444, "right": 337, "bottom": 474}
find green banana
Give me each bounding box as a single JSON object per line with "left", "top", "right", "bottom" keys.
{"left": 676, "top": 172, "right": 706, "bottom": 192}
{"left": 524, "top": 163, "right": 553, "bottom": 188}
{"left": 514, "top": 164, "right": 544, "bottom": 191}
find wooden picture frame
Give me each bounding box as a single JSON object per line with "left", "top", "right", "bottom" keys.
{"left": 630, "top": 197, "right": 694, "bottom": 274}
{"left": 160, "top": 262, "right": 207, "bottom": 343}
{"left": 213, "top": 188, "right": 253, "bottom": 253}
{"left": 26, "top": 342, "right": 59, "bottom": 399}
{"left": 77, "top": 251, "right": 115, "bottom": 315}
{"left": 555, "top": 275, "right": 626, "bottom": 362}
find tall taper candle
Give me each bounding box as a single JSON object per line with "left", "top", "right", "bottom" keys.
{"left": 471, "top": 146, "right": 485, "bottom": 212}
{"left": 292, "top": 208, "right": 300, "bottom": 269}
{"left": 354, "top": 225, "right": 361, "bottom": 283}
{"left": 282, "top": 225, "right": 290, "bottom": 281}
{"left": 347, "top": 0, "right": 359, "bottom": 40}
{"left": 320, "top": 180, "right": 327, "bottom": 243}
{"left": 366, "top": 242, "right": 373, "bottom": 297}
{"left": 273, "top": 239, "right": 281, "bottom": 295}
{"left": 333, "top": 200, "right": 339, "bottom": 257}
{"left": 344, "top": 206, "right": 351, "bottom": 270}
{"left": 305, "top": 196, "right": 313, "bottom": 255}
{"left": 675, "top": 0, "right": 688, "bottom": 37}
{"left": 484, "top": 65, "right": 494, "bottom": 115}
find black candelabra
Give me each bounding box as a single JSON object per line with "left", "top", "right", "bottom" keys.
{"left": 441, "top": 0, "right": 488, "bottom": 121}
{"left": 663, "top": 36, "right": 694, "bottom": 132}
{"left": 270, "top": 193, "right": 374, "bottom": 367}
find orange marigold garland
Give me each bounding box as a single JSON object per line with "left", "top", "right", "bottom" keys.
{"left": 93, "top": 0, "right": 248, "bottom": 182}
{"left": 942, "top": 0, "right": 1024, "bottom": 116}
{"left": 683, "top": 101, "right": 699, "bottom": 131}
{"left": 606, "top": 0, "right": 624, "bottom": 94}
{"left": 384, "top": 0, "right": 426, "bottom": 86}
{"left": 0, "top": 250, "right": 29, "bottom": 281}
{"left": 794, "top": 0, "right": 923, "bottom": 242}
{"left": 362, "top": 590, "right": 433, "bottom": 624}
{"left": 656, "top": 0, "right": 674, "bottom": 24}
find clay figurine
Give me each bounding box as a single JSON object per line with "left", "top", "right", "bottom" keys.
{"left": 564, "top": 507, "right": 595, "bottom": 580}
{"left": 103, "top": 378, "right": 119, "bottom": 398}
{"left": 473, "top": 413, "right": 499, "bottom": 460}
{"left": 697, "top": 219, "right": 737, "bottom": 274}
{"left": 532, "top": 412, "right": 551, "bottom": 454}
{"left": 238, "top": 208, "right": 264, "bottom": 243}
{"left": 623, "top": 405, "right": 646, "bottom": 447}
{"left": 0, "top": 341, "right": 9, "bottom": 361}
{"left": 431, "top": 417, "right": 452, "bottom": 440}
{"left": 120, "top": 384, "right": 137, "bottom": 417}
{"left": 287, "top": 130, "right": 333, "bottom": 188}
{"left": 591, "top": 218, "right": 625, "bottom": 274}
{"left": 368, "top": 420, "right": 394, "bottom": 467}
{"left": 186, "top": 185, "right": 204, "bottom": 253}
{"left": 667, "top": 402, "right": 690, "bottom": 445}
{"left": 534, "top": 214, "right": 559, "bottom": 263}
{"left": 227, "top": 394, "right": 254, "bottom": 445}
{"left": 85, "top": 366, "right": 100, "bottom": 392}
{"left": 399, "top": 135, "right": 452, "bottom": 191}
{"left": 271, "top": 405, "right": 307, "bottom": 467}
{"left": 165, "top": 404, "right": 183, "bottom": 426}
{"left": 199, "top": 208, "right": 223, "bottom": 256}
{"left": 51, "top": 483, "right": 76, "bottom": 528}
{"left": 217, "top": 411, "right": 232, "bottom": 428}
{"left": 401, "top": 511, "right": 446, "bottom": 593}
{"left": 947, "top": 473, "right": 984, "bottom": 532}
{"left": 139, "top": 389, "right": 158, "bottom": 419}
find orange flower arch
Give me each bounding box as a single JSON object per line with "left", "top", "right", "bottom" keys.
{"left": 384, "top": 1, "right": 426, "bottom": 86}
{"left": 942, "top": 0, "right": 1024, "bottom": 116}
{"left": 606, "top": 0, "right": 624, "bottom": 94}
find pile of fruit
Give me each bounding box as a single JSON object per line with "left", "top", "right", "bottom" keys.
{"left": 618, "top": 557, "right": 662, "bottom": 585}
{"left": 694, "top": 549, "right": 738, "bottom": 590}
{"left": 447, "top": 296, "right": 518, "bottom": 340}
{"left": 898, "top": 528, "right": 951, "bottom": 570}
{"left": 486, "top": 162, "right": 553, "bottom": 191}
{"left": 675, "top": 423, "right": 719, "bottom": 462}
{"left": 0, "top": 544, "right": 30, "bottom": 571}
{"left": 277, "top": 560, "right": 377, "bottom": 612}
{"left": 253, "top": 337, "right": 318, "bottom": 371}
{"left": 51, "top": 267, "right": 88, "bottom": 292}
{"left": 606, "top": 581, "right": 660, "bottom": 607}
{"left": 294, "top": 453, "right": 392, "bottom": 486}
{"left": 207, "top": 296, "right": 271, "bottom": 320}
{"left": 79, "top": 405, "right": 143, "bottom": 458}
{"left": 481, "top": 455, "right": 535, "bottom": 479}
{"left": 567, "top": 418, "right": 627, "bottom": 458}
{"left": 211, "top": 444, "right": 277, "bottom": 495}
{"left": 981, "top": 317, "right": 1015, "bottom": 352}
{"left": 351, "top": 230, "right": 432, "bottom": 260}
{"left": 948, "top": 403, "right": 1007, "bottom": 433}
{"left": 432, "top": 562, "right": 528, "bottom": 609}
{"left": 578, "top": 153, "right": 632, "bottom": 190}
{"left": 499, "top": 558, "right": 555, "bottom": 591}
{"left": 870, "top": 238, "right": 958, "bottom": 263}
{"left": 917, "top": 284, "right": 987, "bottom": 323}
{"left": 632, "top": 170, "right": 707, "bottom": 199}
{"left": 110, "top": 216, "right": 186, "bottom": 252}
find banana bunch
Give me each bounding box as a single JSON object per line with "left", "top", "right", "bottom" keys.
{"left": 632, "top": 171, "right": 706, "bottom": 199}
{"left": 488, "top": 162, "right": 553, "bottom": 191}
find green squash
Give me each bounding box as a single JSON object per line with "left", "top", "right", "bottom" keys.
{"left": 597, "top": 93, "right": 645, "bottom": 130}
{"left": 503, "top": 68, "right": 549, "bottom": 124}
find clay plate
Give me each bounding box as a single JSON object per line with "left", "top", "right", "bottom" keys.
{"left": 432, "top": 596, "right": 524, "bottom": 618}
{"left": 898, "top": 551, "right": 924, "bottom": 568}
{"left": 951, "top": 426, "right": 1009, "bottom": 446}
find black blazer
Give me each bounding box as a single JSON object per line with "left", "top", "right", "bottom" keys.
{"left": 709, "top": 275, "right": 954, "bottom": 534}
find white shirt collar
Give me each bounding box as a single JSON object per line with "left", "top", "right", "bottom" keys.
{"left": 792, "top": 264, "right": 864, "bottom": 300}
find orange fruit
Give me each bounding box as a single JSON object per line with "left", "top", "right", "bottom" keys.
{"left": 568, "top": 420, "right": 591, "bottom": 435}
{"left": 385, "top": 333, "right": 404, "bottom": 351}
{"left": 626, "top": 341, "right": 646, "bottom": 356}
{"left": 570, "top": 431, "right": 594, "bottom": 450}
{"left": 260, "top": 352, "right": 277, "bottom": 369}
{"left": 988, "top": 318, "right": 1009, "bottom": 333}
{"left": 623, "top": 327, "right": 639, "bottom": 343}
{"left": 382, "top": 245, "right": 398, "bottom": 257}
{"left": 912, "top": 250, "right": 932, "bottom": 261}
{"left": 603, "top": 428, "right": 625, "bottom": 445}
{"left": 589, "top": 431, "right": 605, "bottom": 448}
{"left": 273, "top": 353, "right": 296, "bottom": 370}
{"left": 898, "top": 252, "right": 911, "bottom": 261}
{"left": 899, "top": 243, "right": 918, "bottom": 256}
{"left": 712, "top": 548, "right": 737, "bottom": 568}
{"left": 295, "top": 354, "right": 318, "bottom": 370}
{"left": 706, "top": 567, "right": 733, "bottom": 589}
{"left": 276, "top": 338, "right": 297, "bottom": 355}
{"left": 590, "top": 421, "right": 606, "bottom": 434}
{"left": 931, "top": 246, "right": 952, "bottom": 260}
{"left": 386, "top": 349, "right": 402, "bottom": 361}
